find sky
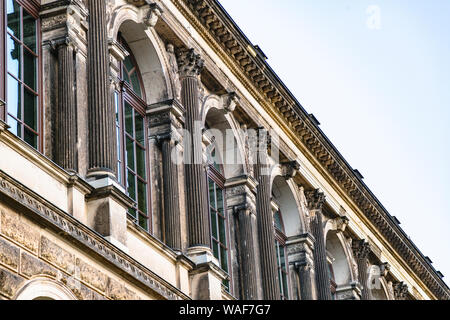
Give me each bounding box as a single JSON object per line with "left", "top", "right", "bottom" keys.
{"left": 219, "top": 0, "right": 450, "bottom": 284}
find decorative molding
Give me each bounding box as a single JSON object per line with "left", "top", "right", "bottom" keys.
{"left": 176, "top": 48, "right": 204, "bottom": 78}
{"left": 305, "top": 189, "right": 325, "bottom": 211}
{"left": 177, "top": 0, "right": 450, "bottom": 300}
{"left": 0, "top": 170, "right": 189, "bottom": 300}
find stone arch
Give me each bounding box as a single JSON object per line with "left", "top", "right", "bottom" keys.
{"left": 271, "top": 174, "right": 306, "bottom": 237}
{"left": 203, "top": 99, "right": 247, "bottom": 179}
{"left": 325, "top": 230, "right": 355, "bottom": 290}
{"left": 109, "top": 6, "right": 173, "bottom": 104}
{"left": 15, "top": 278, "right": 77, "bottom": 300}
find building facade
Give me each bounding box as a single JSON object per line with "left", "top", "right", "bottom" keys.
{"left": 0, "top": 0, "right": 448, "bottom": 300}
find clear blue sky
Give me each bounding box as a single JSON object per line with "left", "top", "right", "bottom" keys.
{"left": 220, "top": 0, "right": 450, "bottom": 284}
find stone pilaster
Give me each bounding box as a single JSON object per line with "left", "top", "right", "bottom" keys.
{"left": 352, "top": 239, "right": 372, "bottom": 300}
{"left": 393, "top": 281, "right": 409, "bottom": 300}
{"left": 255, "top": 128, "right": 280, "bottom": 300}
{"left": 86, "top": 0, "right": 117, "bottom": 178}
{"left": 157, "top": 132, "right": 182, "bottom": 251}
{"left": 176, "top": 48, "right": 210, "bottom": 250}
{"left": 287, "top": 233, "right": 317, "bottom": 300}
{"left": 55, "top": 38, "right": 77, "bottom": 172}
{"left": 305, "top": 189, "right": 331, "bottom": 300}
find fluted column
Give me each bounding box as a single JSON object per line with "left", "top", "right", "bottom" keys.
{"left": 255, "top": 129, "right": 280, "bottom": 300}
{"left": 306, "top": 189, "right": 331, "bottom": 300}
{"left": 55, "top": 39, "right": 77, "bottom": 171}
{"left": 176, "top": 48, "right": 210, "bottom": 248}
{"left": 352, "top": 239, "right": 372, "bottom": 300}
{"left": 235, "top": 203, "right": 258, "bottom": 300}
{"left": 87, "top": 0, "right": 117, "bottom": 178}
{"left": 157, "top": 133, "right": 182, "bottom": 251}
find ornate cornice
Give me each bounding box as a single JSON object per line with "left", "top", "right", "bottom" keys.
{"left": 178, "top": 0, "right": 450, "bottom": 300}
{"left": 0, "top": 170, "right": 189, "bottom": 300}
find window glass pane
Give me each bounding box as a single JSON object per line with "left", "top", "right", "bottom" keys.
{"left": 137, "top": 180, "right": 147, "bottom": 214}
{"left": 24, "top": 88, "right": 37, "bottom": 130}
{"left": 219, "top": 216, "right": 226, "bottom": 245}
{"left": 212, "top": 241, "right": 219, "bottom": 260}
{"left": 138, "top": 214, "right": 148, "bottom": 231}
{"left": 136, "top": 146, "right": 146, "bottom": 179}
{"left": 7, "top": 115, "right": 19, "bottom": 136}
{"left": 124, "top": 102, "right": 133, "bottom": 136}
{"left": 208, "top": 179, "right": 216, "bottom": 209}
{"left": 24, "top": 127, "right": 37, "bottom": 148}
{"left": 210, "top": 211, "right": 217, "bottom": 239}
{"left": 220, "top": 247, "right": 228, "bottom": 272}
{"left": 274, "top": 211, "right": 283, "bottom": 231}
{"left": 126, "top": 136, "right": 135, "bottom": 171}
{"left": 6, "top": 0, "right": 20, "bottom": 39}
{"left": 128, "top": 208, "right": 137, "bottom": 219}
{"left": 23, "top": 50, "right": 36, "bottom": 90}
{"left": 7, "top": 35, "right": 21, "bottom": 78}
{"left": 22, "top": 10, "right": 36, "bottom": 52}
{"left": 282, "top": 272, "right": 289, "bottom": 299}
{"left": 280, "top": 246, "right": 286, "bottom": 269}
{"left": 216, "top": 188, "right": 224, "bottom": 213}
{"left": 135, "top": 114, "right": 144, "bottom": 145}
{"left": 127, "top": 170, "right": 136, "bottom": 201}
{"left": 124, "top": 56, "right": 134, "bottom": 73}
{"left": 130, "top": 72, "right": 142, "bottom": 98}
{"left": 7, "top": 75, "right": 21, "bottom": 119}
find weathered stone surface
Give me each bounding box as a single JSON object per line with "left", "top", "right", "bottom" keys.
{"left": 76, "top": 257, "right": 107, "bottom": 293}
{"left": 0, "top": 209, "right": 40, "bottom": 253}
{"left": 0, "top": 267, "right": 26, "bottom": 299}
{"left": 106, "top": 277, "right": 139, "bottom": 300}
{"left": 20, "top": 251, "right": 59, "bottom": 279}
{"left": 40, "top": 236, "right": 75, "bottom": 275}
{"left": 0, "top": 237, "right": 20, "bottom": 271}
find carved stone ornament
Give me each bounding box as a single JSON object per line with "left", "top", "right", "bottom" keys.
{"left": 281, "top": 160, "right": 300, "bottom": 180}
{"left": 352, "top": 240, "right": 371, "bottom": 260}
{"left": 166, "top": 43, "right": 182, "bottom": 101}
{"left": 393, "top": 281, "right": 409, "bottom": 300}
{"left": 222, "top": 92, "right": 240, "bottom": 114}
{"left": 305, "top": 189, "right": 325, "bottom": 211}
{"left": 144, "top": 3, "right": 163, "bottom": 28}
{"left": 176, "top": 48, "right": 204, "bottom": 78}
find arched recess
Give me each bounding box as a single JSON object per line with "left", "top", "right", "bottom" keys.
{"left": 271, "top": 175, "right": 306, "bottom": 237}
{"left": 15, "top": 278, "right": 77, "bottom": 300}
{"left": 110, "top": 6, "right": 172, "bottom": 104}
{"left": 325, "top": 230, "right": 355, "bottom": 298}
{"left": 203, "top": 98, "right": 247, "bottom": 179}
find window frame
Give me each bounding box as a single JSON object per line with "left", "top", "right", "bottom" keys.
{"left": 115, "top": 35, "right": 152, "bottom": 233}
{"left": 206, "top": 148, "right": 233, "bottom": 294}
{"left": 2, "top": 0, "right": 43, "bottom": 151}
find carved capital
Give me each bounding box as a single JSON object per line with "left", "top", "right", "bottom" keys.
{"left": 222, "top": 92, "right": 240, "bottom": 114}
{"left": 393, "top": 281, "right": 409, "bottom": 300}
{"left": 352, "top": 240, "right": 371, "bottom": 260}
{"left": 281, "top": 160, "right": 300, "bottom": 180}
{"left": 305, "top": 189, "right": 325, "bottom": 211}
{"left": 379, "top": 262, "right": 391, "bottom": 278}
{"left": 334, "top": 216, "right": 349, "bottom": 233}
{"left": 176, "top": 48, "right": 204, "bottom": 78}
{"left": 144, "top": 3, "right": 163, "bottom": 28}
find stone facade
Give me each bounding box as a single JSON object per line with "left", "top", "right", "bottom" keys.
{"left": 0, "top": 0, "right": 448, "bottom": 300}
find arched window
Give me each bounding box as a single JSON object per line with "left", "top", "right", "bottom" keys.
{"left": 207, "top": 145, "right": 231, "bottom": 292}
{"left": 114, "top": 34, "right": 150, "bottom": 231}
{"left": 273, "top": 208, "right": 289, "bottom": 300}
{"left": 1, "top": 0, "right": 41, "bottom": 149}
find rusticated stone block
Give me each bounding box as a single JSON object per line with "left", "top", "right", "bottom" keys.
{"left": 20, "top": 251, "right": 59, "bottom": 279}
{"left": 75, "top": 258, "right": 107, "bottom": 293}
{"left": 106, "top": 277, "right": 139, "bottom": 300}
{"left": 0, "top": 209, "right": 39, "bottom": 253}
{"left": 0, "top": 237, "right": 20, "bottom": 271}
{"left": 40, "top": 236, "right": 75, "bottom": 275}
{"left": 0, "top": 267, "right": 26, "bottom": 299}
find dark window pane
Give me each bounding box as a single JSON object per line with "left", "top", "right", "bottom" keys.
{"left": 274, "top": 211, "right": 283, "bottom": 231}
{"left": 7, "top": 75, "right": 21, "bottom": 119}
{"left": 136, "top": 146, "right": 146, "bottom": 179}
{"left": 212, "top": 241, "right": 219, "bottom": 260}
{"left": 135, "top": 114, "right": 144, "bottom": 145}
{"left": 124, "top": 56, "right": 134, "bottom": 73}
{"left": 137, "top": 180, "right": 147, "bottom": 214}
{"left": 7, "top": 115, "right": 19, "bottom": 136}
{"left": 24, "top": 127, "right": 37, "bottom": 148}
{"left": 127, "top": 170, "right": 136, "bottom": 201}
{"left": 211, "top": 212, "right": 218, "bottom": 239}
{"left": 128, "top": 208, "right": 137, "bottom": 219}
{"left": 219, "top": 217, "right": 226, "bottom": 245}
{"left": 208, "top": 179, "right": 216, "bottom": 209}
{"left": 124, "top": 102, "right": 133, "bottom": 136}
{"left": 280, "top": 246, "right": 286, "bottom": 269}
{"left": 122, "top": 67, "right": 131, "bottom": 84}
{"left": 6, "top": 0, "right": 20, "bottom": 39}
{"left": 138, "top": 214, "right": 148, "bottom": 231}
{"left": 130, "top": 72, "right": 142, "bottom": 98}
{"left": 7, "top": 35, "right": 21, "bottom": 78}
{"left": 22, "top": 10, "right": 36, "bottom": 52}
{"left": 220, "top": 247, "right": 228, "bottom": 272}
{"left": 23, "top": 50, "right": 36, "bottom": 90}
{"left": 24, "top": 88, "right": 37, "bottom": 130}
{"left": 216, "top": 188, "right": 224, "bottom": 213}
{"left": 282, "top": 273, "right": 289, "bottom": 299}
{"left": 126, "top": 136, "right": 135, "bottom": 171}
